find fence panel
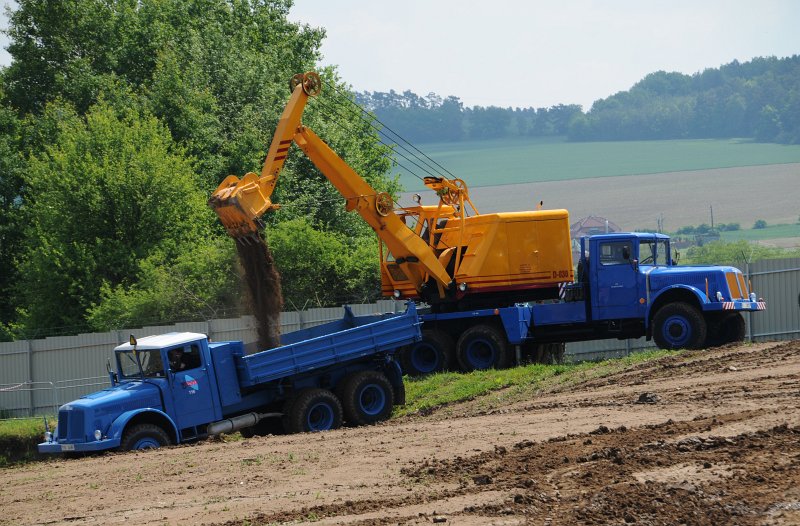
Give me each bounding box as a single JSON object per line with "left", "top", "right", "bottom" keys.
{"left": 749, "top": 258, "right": 800, "bottom": 341}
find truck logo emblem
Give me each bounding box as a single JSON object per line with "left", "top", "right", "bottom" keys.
{"left": 182, "top": 375, "right": 199, "bottom": 393}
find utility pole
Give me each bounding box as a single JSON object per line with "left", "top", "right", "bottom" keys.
{"left": 710, "top": 204, "right": 714, "bottom": 229}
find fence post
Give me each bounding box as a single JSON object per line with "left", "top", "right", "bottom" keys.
{"left": 746, "top": 261, "right": 753, "bottom": 343}
{"left": 26, "top": 340, "right": 34, "bottom": 417}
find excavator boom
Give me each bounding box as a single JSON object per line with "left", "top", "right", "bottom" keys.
{"left": 208, "top": 72, "right": 454, "bottom": 295}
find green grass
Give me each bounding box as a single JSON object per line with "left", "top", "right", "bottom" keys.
{"left": 720, "top": 223, "right": 800, "bottom": 242}
{"left": 395, "top": 348, "right": 678, "bottom": 418}
{"left": 395, "top": 137, "right": 800, "bottom": 191}
{"left": 0, "top": 417, "right": 49, "bottom": 467}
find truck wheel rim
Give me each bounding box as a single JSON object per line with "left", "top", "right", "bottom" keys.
{"left": 358, "top": 384, "right": 386, "bottom": 416}
{"left": 663, "top": 315, "right": 690, "bottom": 347}
{"left": 307, "top": 403, "right": 334, "bottom": 431}
{"left": 466, "top": 338, "right": 496, "bottom": 369}
{"left": 133, "top": 437, "right": 160, "bottom": 449}
{"left": 410, "top": 343, "right": 439, "bottom": 373}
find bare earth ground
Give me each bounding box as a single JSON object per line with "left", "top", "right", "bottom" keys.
{"left": 400, "top": 163, "right": 800, "bottom": 233}
{"left": 3, "top": 340, "right": 800, "bottom": 526}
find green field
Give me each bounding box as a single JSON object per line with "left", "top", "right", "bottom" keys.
{"left": 393, "top": 137, "right": 800, "bottom": 192}
{"left": 720, "top": 223, "right": 800, "bottom": 242}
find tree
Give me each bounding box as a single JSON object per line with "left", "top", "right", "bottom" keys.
{"left": 753, "top": 219, "right": 768, "bottom": 229}
{"left": 267, "top": 217, "right": 380, "bottom": 308}
{"left": 17, "top": 101, "right": 211, "bottom": 334}
{"left": 0, "top": 97, "right": 24, "bottom": 339}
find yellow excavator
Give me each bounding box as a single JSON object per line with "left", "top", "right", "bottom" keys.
{"left": 209, "top": 71, "right": 573, "bottom": 309}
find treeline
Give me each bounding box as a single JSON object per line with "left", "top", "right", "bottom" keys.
{"left": 0, "top": 0, "right": 393, "bottom": 341}
{"left": 355, "top": 91, "right": 582, "bottom": 142}
{"left": 357, "top": 55, "right": 800, "bottom": 145}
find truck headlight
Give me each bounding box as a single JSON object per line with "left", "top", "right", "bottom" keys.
{"left": 716, "top": 291, "right": 724, "bottom": 301}
{"left": 458, "top": 282, "right": 468, "bottom": 292}
{"left": 750, "top": 293, "right": 757, "bottom": 302}
{"left": 393, "top": 289, "right": 402, "bottom": 299}
{"left": 94, "top": 429, "right": 102, "bottom": 441}
{"left": 44, "top": 431, "right": 52, "bottom": 442}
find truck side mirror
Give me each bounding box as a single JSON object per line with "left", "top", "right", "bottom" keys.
{"left": 631, "top": 258, "right": 639, "bottom": 271}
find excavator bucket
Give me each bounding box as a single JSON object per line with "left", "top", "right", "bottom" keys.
{"left": 208, "top": 172, "right": 278, "bottom": 242}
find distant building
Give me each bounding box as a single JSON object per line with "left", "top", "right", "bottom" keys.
{"left": 570, "top": 215, "right": 621, "bottom": 239}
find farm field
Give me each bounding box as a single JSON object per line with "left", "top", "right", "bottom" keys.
{"left": 394, "top": 137, "right": 800, "bottom": 191}
{"left": 399, "top": 163, "right": 800, "bottom": 240}
{"left": 3, "top": 340, "right": 799, "bottom": 525}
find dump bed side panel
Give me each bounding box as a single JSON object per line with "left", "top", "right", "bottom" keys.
{"left": 238, "top": 306, "right": 420, "bottom": 388}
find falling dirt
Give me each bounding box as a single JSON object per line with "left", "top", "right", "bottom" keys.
{"left": 4, "top": 340, "right": 800, "bottom": 525}
{"left": 236, "top": 234, "right": 283, "bottom": 351}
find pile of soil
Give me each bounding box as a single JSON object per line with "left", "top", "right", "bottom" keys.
{"left": 236, "top": 234, "right": 283, "bottom": 351}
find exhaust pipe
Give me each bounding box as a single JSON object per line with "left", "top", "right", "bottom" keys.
{"left": 207, "top": 412, "right": 281, "bottom": 436}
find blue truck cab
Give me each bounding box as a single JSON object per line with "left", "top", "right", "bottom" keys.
{"left": 534, "top": 232, "right": 765, "bottom": 348}
{"left": 39, "top": 304, "right": 421, "bottom": 453}
{"left": 406, "top": 232, "right": 765, "bottom": 374}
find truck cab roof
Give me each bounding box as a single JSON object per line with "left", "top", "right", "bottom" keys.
{"left": 585, "top": 232, "right": 670, "bottom": 241}
{"left": 114, "top": 332, "right": 207, "bottom": 351}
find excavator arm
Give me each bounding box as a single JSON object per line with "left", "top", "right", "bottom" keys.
{"left": 208, "top": 72, "right": 453, "bottom": 295}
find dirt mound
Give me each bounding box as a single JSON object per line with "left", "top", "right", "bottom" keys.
{"left": 236, "top": 234, "right": 283, "bottom": 351}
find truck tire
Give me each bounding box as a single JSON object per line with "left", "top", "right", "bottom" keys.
{"left": 120, "top": 423, "right": 170, "bottom": 451}
{"left": 400, "top": 330, "right": 454, "bottom": 376}
{"left": 338, "top": 371, "right": 394, "bottom": 426}
{"left": 722, "top": 312, "right": 746, "bottom": 344}
{"left": 456, "top": 324, "right": 510, "bottom": 372}
{"left": 283, "top": 388, "right": 343, "bottom": 434}
{"left": 543, "top": 343, "right": 566, "bottom": 364}
{"left": 653, "top": 302, "right": 707, "bottom": 350}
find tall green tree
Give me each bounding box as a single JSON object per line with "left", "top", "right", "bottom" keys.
{"left": 0, "top": 94, "right": 24, "bottom": 338}
{"left": 17, "top": 101, "right": 211, "bottom": 334}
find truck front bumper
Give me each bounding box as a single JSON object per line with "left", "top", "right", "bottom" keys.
{"left": 704, "top": 300, "right": 766, "bottom": 312}
{"left": 38, "top": 437, "right": 121, "bottom": 454}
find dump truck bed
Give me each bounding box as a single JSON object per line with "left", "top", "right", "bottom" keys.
{"left": 236, "top": 304, "right": 420, "bottom": 388}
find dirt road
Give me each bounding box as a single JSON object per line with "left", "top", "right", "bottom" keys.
{"left": 3, "top": 341, "right": 799, "bottom": 526}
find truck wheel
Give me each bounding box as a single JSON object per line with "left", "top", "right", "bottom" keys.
{"left": 338, "top": 371, "right": 394, "bottom": 426}
{"left": 120, "top": 424, "right": 170, "bottom": 451}
{"left": 722, "top": 313, "right": 746, "bottom": 344}
{"left": 653, "top": 303, "right": 707, "bottom": 350}
{"left": 456, "top": 324, "right": 510, "bottom": 371}
{"left": 400, "top": 330, "right": 454, "bottom": 376}
{"left": 544, "top": 343, "right": 566, "bottom": 364}
{"left": 283, "top": 388, "right": 343, "bottom": 434}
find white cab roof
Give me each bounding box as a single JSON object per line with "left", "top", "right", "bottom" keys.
{"left": 114, "top": 332, "right": 207, "bottom": 351}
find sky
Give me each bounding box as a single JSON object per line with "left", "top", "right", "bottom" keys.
{"left": 0, "top": 1, "right": 797, "bottom": 110}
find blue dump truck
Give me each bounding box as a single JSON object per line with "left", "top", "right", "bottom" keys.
{"left": 39, "top": 304, "right": 420, "bottom": 453}
{"left": 404, "top": 232, "right": 767, "bottom": 373}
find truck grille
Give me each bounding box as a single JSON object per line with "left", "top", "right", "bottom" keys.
{"left": 57, "top": 409, "right": 85, "bottom": 440}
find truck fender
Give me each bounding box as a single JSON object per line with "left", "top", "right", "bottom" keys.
{"left": 108, "top": 408, "right": 180, "bottom": 444}
{"left": 645, "top": 285, "right": 709, "bottom": 329}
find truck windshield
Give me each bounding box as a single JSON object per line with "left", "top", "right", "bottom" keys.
{"left": 640, "top": 239, "right": 669, "bottom": 266}
{"left": 117, "top": 350, "right": 166, "bottom": 378}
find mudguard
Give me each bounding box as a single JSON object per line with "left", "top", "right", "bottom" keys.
{"left": 645, "top": 285, "right": 709, "bottom": 328}
{"left": 108, "top": 408, "right": 181, "bottom": 444}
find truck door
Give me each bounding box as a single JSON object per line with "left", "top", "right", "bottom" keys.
{"left": 167, "top": 343, "right": 217, "bottom": 430}
{"left": 593, "top": 239, "right": 640, "bottom": 319}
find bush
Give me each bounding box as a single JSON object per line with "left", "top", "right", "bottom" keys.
{"left": 753, "top": 219, "right": 768, "bottom": 229}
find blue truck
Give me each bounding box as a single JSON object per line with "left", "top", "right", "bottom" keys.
{"left": 402, "top": 232, "right": 766, "bottom": 373}
{"left": 39, "top": 304, "right": 420, "bottom": 453}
